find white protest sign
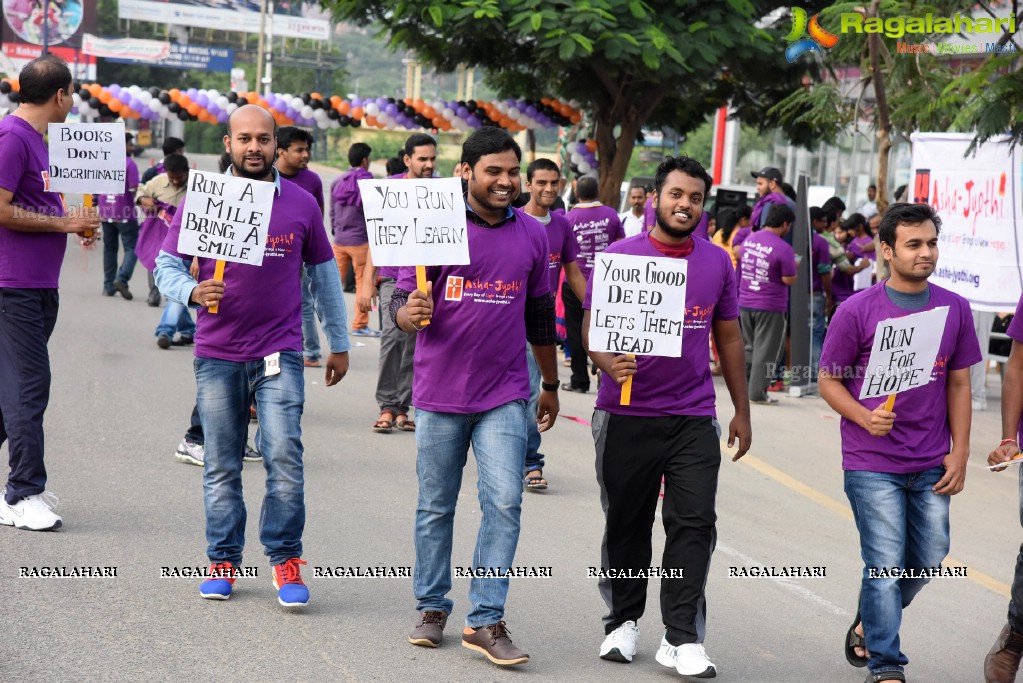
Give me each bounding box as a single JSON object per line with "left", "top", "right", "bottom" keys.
{"left": 47, "top": 122, "right": 126, "bottom": 194}
{"left": 853, "top": 258, "right": 873, "bottom": 291}
{"left": 859, "top": 306, "right": 949, "bottom": 400}
{"left": 176, "top": 170, "right": 274, "bottom": 266}
{"left": 588, "top": 252, "right": 688, "bottom": 356}
{"left": 358, "top": 176, "right": 469, "bottom": 266}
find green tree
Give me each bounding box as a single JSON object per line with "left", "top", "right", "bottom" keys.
{"left": 327, "top": 0, "right": 817, "bottom": 206}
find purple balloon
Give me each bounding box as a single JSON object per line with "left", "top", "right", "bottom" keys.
{"left": 118, "top": 91, "right": 131, "bottom": 104}
{"left": 129, "top": 97, "right": 142, "bottom": 111}
{"left": 376, "top": 97, "right": 388, "bottom": 106}
{"left": 466, "top": 115, "right": 480, "bottom": 128}
{"left": 286, "top": 107, "right": 298, "bottom": 119}
{"left": 217, "top": 111, "right": 229, "bottom": 124}
{"left": 207, "top": 103, "right": 221, "bottom": 115}
{"left": 525, "top": 105, "right": 538, "bottom": 117}
{"left": 351, "top": 97, "right": 363, "bottom": 108}
{"left": 108, "top": 84, "right": 121, "bottom": 96}
{"left": 186, "top": 88, "right": 198, "bottom": 99}
{"left": 196, "top": 94, "right": 209, "bottom": 108}
{"left": 456, "top": 106, "right": 469, "bottom": 118}
{"left": 274, "top": 100, "right": 286, "bottom": 113}
{"left": 385, "top": 103, "right": 398, "bottom": 117}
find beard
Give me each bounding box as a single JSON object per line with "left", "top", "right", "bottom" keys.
{"left": 231, "top": 150, "right": 273, "bottom": 180}
{"left": 656, "top": 205, "right": 698, "bottom": 239}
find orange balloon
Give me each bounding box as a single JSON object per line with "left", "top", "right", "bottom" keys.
{"left": 107, "top": 99, "right": 121, "bottom": 112}
{"left": 404, "top": 98, "right": 413, "bottom": 106}
{"left": 330, "top": 95, "right": 341, "bottom": 108}
{"left": 168, "top": 88, "right": 180, "bottom": 100}
{"left": 351, "top": 106, "right": 364, "bottom": 120}
{"left": 187, "top": 102, "right": 200, "bottom": 116}
{"left": 179, "top": 95, "right": 191, "bottom": 108}
{"left": 570, "top": 112, "right": 582, "bottom": 124}
{"left": 431, "top": 116, "right": 443, "bottom": 128}
{"left": 585, "top": 139, "right": 597, "bottom": 153}
{"left": 365, "top": 115, "right": 378, "bottom": 127}
{"left": 311, "top": 92, "right": 322, "bottom": 100}
{"left": 338, "top": 101, "right": 351, "bottom": 115}
{"left": 9, "top": 78, "right": 19, "bottom": 92}
{"left": 256, "top": 98, "right": 268, "bottom": 109}
{"left": 422, "top": 106, "right": 435, "bottom": 119}
{"left": 99, "top": 90, "right": 114, "bottom": 104}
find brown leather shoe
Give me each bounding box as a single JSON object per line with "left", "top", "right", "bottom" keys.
{"left": 408, "top": 610, "right": 448, "bottom": 647}
{"left": 986, "top": 623, "right": 1023, "bottom": 683}
{"left": 461, "top": 621, "right": 529, "bottom": 666}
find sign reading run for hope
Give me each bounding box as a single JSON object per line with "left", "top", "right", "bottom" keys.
{"left": 358, "top": 177, "right": 469, "bottom": 266}
{"left": 859, "top": 307, "right": 949, "bottom": 400}
{"left": 588, "top": 253, "right": 688, "bottom": 356}
{"left": 47, "top": 122, "right": 126, "bottom": 194}
{"left": 176, "top": 170, "right": 274, "bottom": 265}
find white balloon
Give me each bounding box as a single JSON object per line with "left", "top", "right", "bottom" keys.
{"left": 217, "top": 96, "right": 230, "bottom": 109}
{"left": 365, "top": 102, "right": 379, "bottom": 116}
{"left": 314, "top": 108, "right": 328, "bottom": 121}
{"left": 577, "top": 161, "right": 591, "bottom": 174}
{"left": 139, "top": 92, "right": 152, "bottom": 104}
{"left": 301, "top": 105, "right": 314, "bottom": 119}
{"left": 72, "top": 92, "right": 81, "bottom": 106}
{"left": 226, "top": 103, "right": 238, "bottom": 114}
{"left": 149, "top": 99, "right": 162, "bottom": 112}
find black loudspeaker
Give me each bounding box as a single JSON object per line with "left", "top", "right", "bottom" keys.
{"left": 713, "top": 189, "right": 749, "bottom": 215}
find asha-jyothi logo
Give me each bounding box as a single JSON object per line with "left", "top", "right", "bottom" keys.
{"left": 786, "top": 7, "right": 839, "bottom": 62}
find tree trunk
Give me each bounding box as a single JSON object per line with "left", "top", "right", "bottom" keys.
{"left": 594, "top": 108, "right": 642, "bottom": 210}
{"left": 867, "top": 0, "right": 892, "bottom": 214}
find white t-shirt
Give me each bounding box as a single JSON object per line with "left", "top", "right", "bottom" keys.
{"left": 619, "top": 210, "right": 645, "bottom": 238}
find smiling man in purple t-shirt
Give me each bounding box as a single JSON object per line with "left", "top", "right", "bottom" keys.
{"left": 0, "top": 55, "right": 100, "bottom": 532}
{"left": 155, "top": 105, "right": 351, "bottom": 609}
{"left": 582, "top": 156, "right": 750, "bottom": 677}
{"left": 819, "top": 203, "right": 980, "bottom": 683}
{"left": 392, "top": 127, "right": 560, "bottom": 667}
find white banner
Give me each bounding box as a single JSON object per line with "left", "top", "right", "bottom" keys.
{"left": 587, "top": 253, "right": 688, "bottom": 356}
{"left": 116, "top": 0, "right": 330, "bottom": 41}
{"left": 82, "top": 34, "right": 170, "bottom": 61}
{"left": 176, "top": 171, "right": 274, "bottom": 266}
{"left": 46, "top": 123, "right": 126, "bottom": 194}
{"left": 910, "top": 132, "right": 1021, "bottom": 311}
{"left": 358, "top": 177, "right": 469, "bottom": 267}
{"left": 859, "top": 307, "right": 949, "bottom": 400}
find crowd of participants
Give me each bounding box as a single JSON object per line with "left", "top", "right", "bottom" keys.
{"left": 6, "top": 54, "right": 1023, "bottom": 683}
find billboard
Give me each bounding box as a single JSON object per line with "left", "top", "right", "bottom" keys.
{"left": 116, "top": 0, "right": 331, "bottom": 41}
{"left": 1, "top": 0, "right": 97, "bottom": 79}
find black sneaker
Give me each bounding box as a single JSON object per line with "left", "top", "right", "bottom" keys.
{"left": 157, "top": 334, "right": 172, "bottom": 349}
{"left": 171, "top": 336, "right": 194, "bottom": 346}
{"left": 113, "top": 281, "right": 133, "bottom": 300}
{"left": 147, "top": 290, "right": 161, "bottom": 307}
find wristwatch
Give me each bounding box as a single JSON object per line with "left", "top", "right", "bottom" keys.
{"left": 541, "top": 380, "right": 560, "bottom": 392}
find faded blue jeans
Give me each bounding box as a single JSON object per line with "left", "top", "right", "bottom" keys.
{"left": 413, "top": 400, "right": 528, "bottom": 627}
{"left": 844, "top": 466, "right": 950, "bottom": 677}
{"left": 195, "top": 351, "right": 306, "bottom": 566}
{"left": 524, "top": 342, "right": 544, "bottom": 475}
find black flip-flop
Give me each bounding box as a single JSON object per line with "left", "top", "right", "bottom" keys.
{"left": 846, "top": 602, "right": 869, "bottom": 667}
{"left": 865, "top": 671, "right": 905, "bottom": 682}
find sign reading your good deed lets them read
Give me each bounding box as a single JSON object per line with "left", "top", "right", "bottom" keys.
{"left": 47, "top": 122, "right": 127, "bottom": 195}
{"left": 176, "top": 170, "right": 274, "bottom": 265}
{"left": 357, "top": 177, "right": 469, "bottom": 266}
{"left": 588, "top": 253, "right": 688, "bottom": 356}
{"left": 859, "top": 306, "right": 949, "bottom": 400}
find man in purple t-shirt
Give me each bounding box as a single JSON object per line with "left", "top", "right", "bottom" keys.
{"left": 738, "top": 204, "right": 798, "bottom": 403}
{"left": 155, "top": 106, "right": 350, "bottom": 608}
{"left": 141, "top": 136, "right": 185, "bottom": 306}
{"left": 809, "top": 206, "right": 834, "bottom": 378}
{"left": 0, "top": 55, "right": 100, "bottom": 532}
{"left": 331, "top": 142, "right": 375, "bottom": 336}
{"left": 986, "top": 296, "right": 1023, "bottom": 681}
{"left": 819, "top": 203, "right": 980, "bottom": 683}
{"left": 564, "top": 176, "right": 624, "bottom": 392}
{"left": 582, "top": 156, "right": 751, "bottom": 677}
{"left": 520, "top": 158, "right": 586, "bottom": 492}
{"left": 274, "top": 126, "right": 328, "bottom": 369}
{"left": 392, "top": 128, "right": 559, "bottom": 667}
{"left": 98, "top": 132, "right": 140, "bottom": 299}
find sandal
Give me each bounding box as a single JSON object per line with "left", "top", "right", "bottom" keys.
{"left": 524, "top": 470, "right": 548, "bottom": 491}
{"left": 373, "top": 410, "right": 395, "bottom": 433}
{"left": 845, "top": 601, "right": 869, "bottom": 668}
{"left": 395, "top": 414, "right": 416, "bottom": 432}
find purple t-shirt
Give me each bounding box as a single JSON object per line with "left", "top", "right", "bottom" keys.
{"left": 98, "top": 155, "right": 140, "bottom": 222}
{"left": 1008, "top": 300, "right": 1023, "bottom": 441}
{"left": 820, "top": 283, "right": 982, "bottom": 473}
{"left": 396, "top": 208, "right": 550, "bottom": 414}
{"left": 568, "top": 202, "right": 625, "bottom": 280}
{"left": 279, "top": 168, "right": 324, "bottom": 214}
{"left": 643, "top": 197, "right": 656, "bottom": 231}
{"left": 738, "top": 230, "right": 797, "bottom": 313}
{"left": 162, "top": 177, "right": 334, "bottom": 361}
{"left": 524, "top": 210, "right": 578, "bottom": 292}
{"left": 583, "top": 234, "right": 739, "bottom": 417}
{"left": 330, "top": 167, "right": 373, "bottom": 246}
{"left": 0, "top": 116, "right": 67, "bottom": 288}
{"left": 811, "top": 232, "right": 831, "bottom": 293}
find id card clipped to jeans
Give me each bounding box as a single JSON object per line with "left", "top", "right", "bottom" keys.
{"left": 264, "top": 352, "right": 281, "bottom": 377}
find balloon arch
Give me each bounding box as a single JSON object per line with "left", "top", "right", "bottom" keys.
{"left": 0, "top": 79, "right": 583, "bottom": 134}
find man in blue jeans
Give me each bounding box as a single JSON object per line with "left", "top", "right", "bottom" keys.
{"left": 155, "top": 105, "right": 350, "bottom": 608}
{"left": 392, "top": 127, "right": 560, "bottom": 667}
{"left": 98, "top": 132, "right": 140, "bottom": 300}
{"left": 819, "top": 203, "right": 980, "bottom": 683}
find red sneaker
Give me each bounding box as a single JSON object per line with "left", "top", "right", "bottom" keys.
{"left": 272, "top": 557, "right": 309, "bottom": 607}
{"left": 767, "top": 380, "right": 785, "bottom": 392}
{"left": 199, "top": 561, "right": 236, "bottom": 600}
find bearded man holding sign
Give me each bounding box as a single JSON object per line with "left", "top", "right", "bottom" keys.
{"left": 819, "top": 203, "right": 980, "bottom": 683}
{"left": 581, "top": 156, "right": 750, "bottom": 677}
{"left": 154, "top": 105, "right": 350, "bottom": 608}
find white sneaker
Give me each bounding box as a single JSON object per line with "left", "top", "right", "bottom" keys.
{"left": 599, "top": 620, "right": 640, "bottom": 662}
{"left": 175, "top": 439, "right": 205, "bottom": 466}
{"left": 655, "top": 637, "right": 716, "bottom": 678}
{"left": 0, "top": 491, "right": 62, "bottom": 531}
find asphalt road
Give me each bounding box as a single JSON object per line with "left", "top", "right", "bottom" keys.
{"left": 1, "top": 157, "right": 1019, "bottom": 682}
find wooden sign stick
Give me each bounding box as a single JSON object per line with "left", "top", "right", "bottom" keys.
{"left": 83, "top": 194, "right": 93, "bottom": 238}
{"left": 620, "top": 354, "right": 636, "bottom": 406}
{"left": 208, "top": 260, "right": 226, "bottom": 314}
{"left": 883, "top": 394, "right": 896, "bottom": 412}
{"left": 416, "top": 265, "right": 431, "bottom": 327}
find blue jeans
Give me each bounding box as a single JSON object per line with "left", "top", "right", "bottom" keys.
{"left": 524, "top": 343, "right": 544, "bottom": 474}
{"left": 414, "top": 401, "right": 527, "bottom": 627}
{"left": 301, "top": 268, "right": 321, "bottom": 361}
{"left": 101, "top": 219, "right": 139, "bottom": 292}
{"left": 844, "top": 467, "right": 950, "bottom": 676}
{"left": 195, "top": 351, "right": 306, "bottom": 566}
{"left": 811, "top": 291, "right": 826, "bottom": 380}
{"left": 155, "top": 300, "right": 196, "bottom": 338}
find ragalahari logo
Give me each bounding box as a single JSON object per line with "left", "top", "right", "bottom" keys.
{"left": 786, "top": 7, "right": 839, "bottom": 62}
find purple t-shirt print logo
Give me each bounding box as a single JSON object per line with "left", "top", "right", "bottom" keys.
{"left": 445, "top": 275, "right": 464, "bottom": 301}
{"left": 786, "top": 7, "right": 839, "bottom": 62}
